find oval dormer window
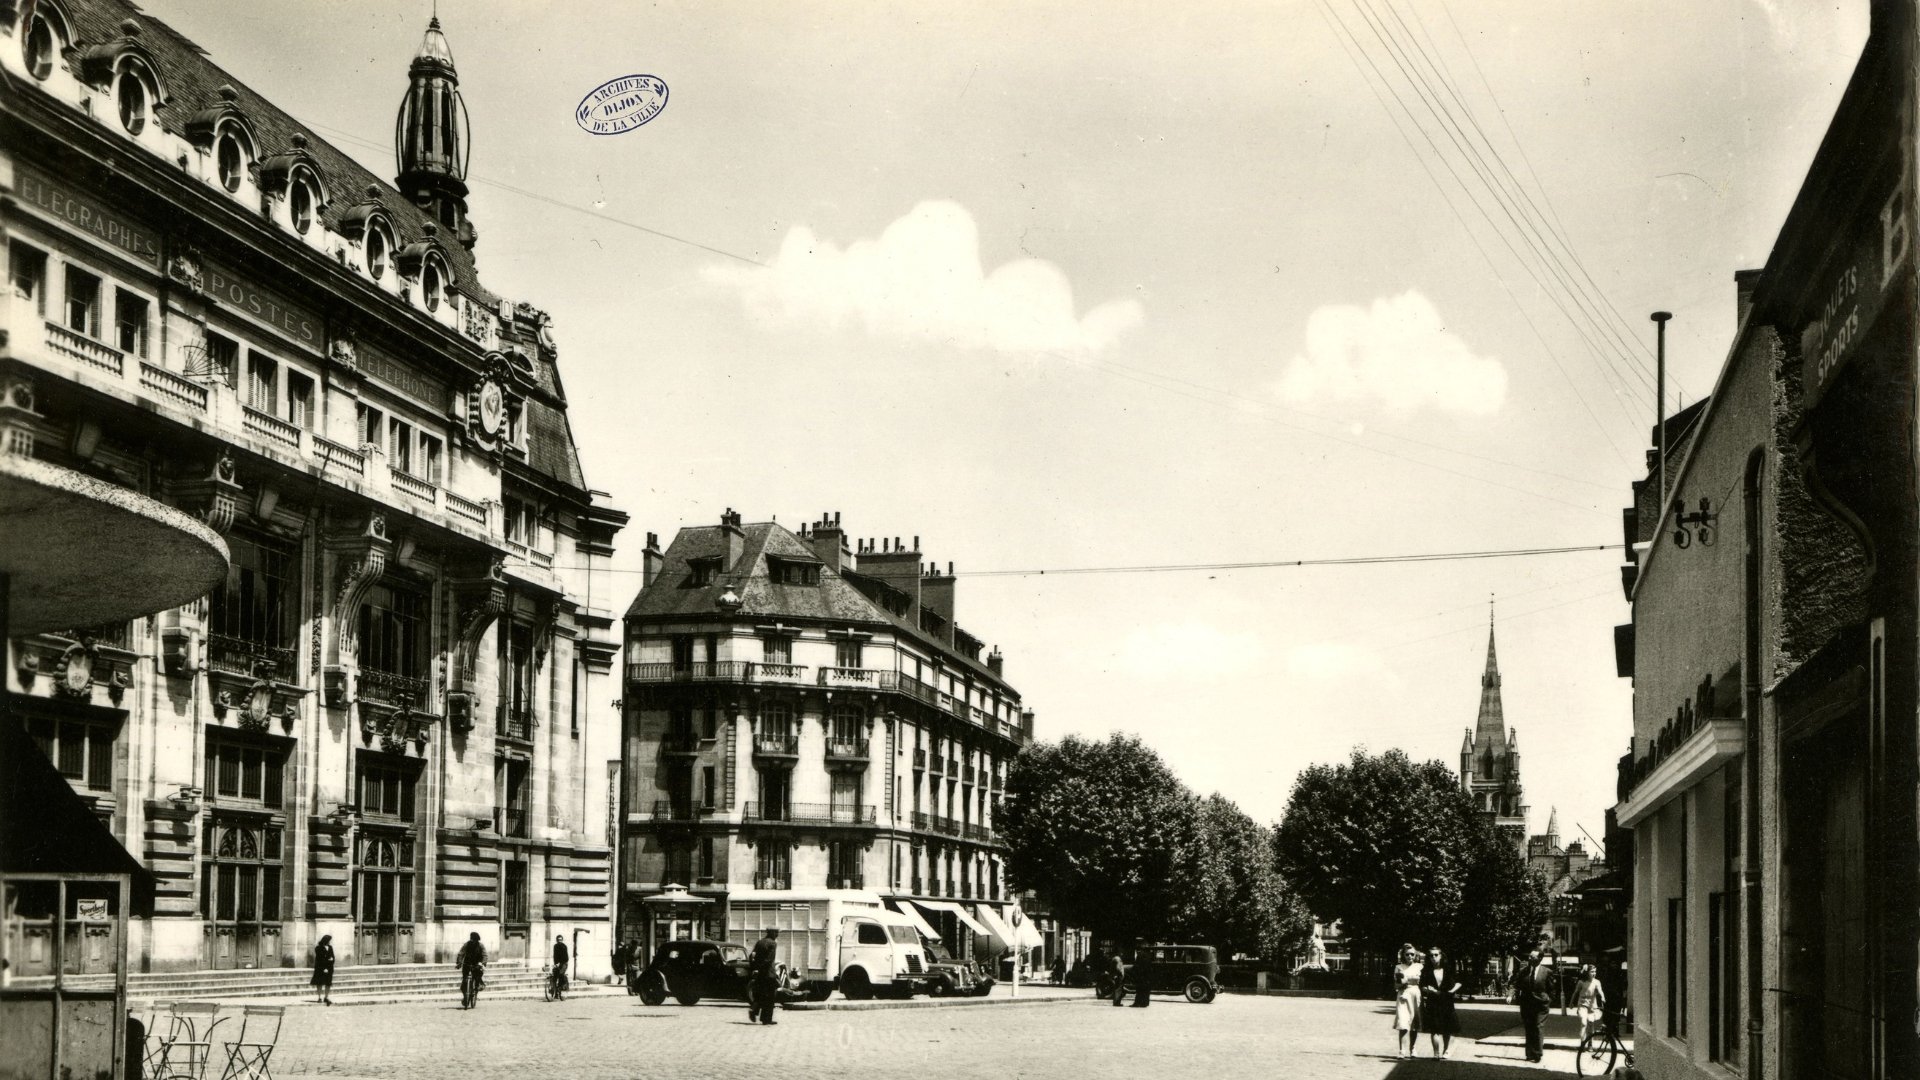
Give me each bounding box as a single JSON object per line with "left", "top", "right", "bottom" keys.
{"left": 289, "top": 175, "right": 316, "bottom": 235}
{"left": 421, "top": 258, "right": 443, "bottom": 312}
{"left": 217, "top": 132, "right": 246, "bottom": 193}
{"left": 116, "top": 71, "right": 148, "bottom": 135}
{"left": 23, "top": 14, "right": 57, "bottom": 81}
{"left": 366, "top": 223, "right": 391, "bottom": 281}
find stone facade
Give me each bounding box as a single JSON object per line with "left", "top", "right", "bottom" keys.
{"left": 1, "top": 0, "right": 626, "bottom": 975}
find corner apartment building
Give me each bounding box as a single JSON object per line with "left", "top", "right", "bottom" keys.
{"left": 619, "top": 512, "right": 1034, "bottom": 963}
{"left": 1612, "top": 8, "right": 1920, "bottom": 1079}
{"left": 2, "top": 0, "right": 627, "bottom": 974}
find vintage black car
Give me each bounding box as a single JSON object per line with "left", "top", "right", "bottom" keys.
{"left": 922, "top": 943, "right": 994, "bottom": 997}
{"left": 635, "top": 939, "right": 798, "bottom": 1008}
{"left": 1116, "top": 944, "right": 1220, "bottom": 1003}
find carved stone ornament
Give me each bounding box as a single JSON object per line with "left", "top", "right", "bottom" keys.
{"left": 176, "top": 451, "right": 245, "bottom": 535}
{"left": 167, "top": 246, "right": 205, "bottom": 294}
{"left": 55, "top": 642, "right": 97, "bottom": 699}
{"left": 358, "top": 691, "right": 434, "bottom": 755}
{"left": 444, "top": 556, "right": 507, "bottom": 733}
{"left": 325, "top": 515, "right": 393, "bottom": 667}
{"left": 328, "top": 334, "right": 360, "bottom": 374}
{"left": 15, "top": 631, "right": 136, "bottom": 703}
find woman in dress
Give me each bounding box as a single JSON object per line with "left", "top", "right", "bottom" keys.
{"left": 1420, "top": 945, "right": 1462, "bottom": 1059}
{"left": 311, "top": 934, "right": 335, "bottom": 1005}
{"left": 1573, "top": 963, "right": 1607, "bottom": 1041}
{"left": 1392, "top": 944, "right": 1423, "bottom": 1060}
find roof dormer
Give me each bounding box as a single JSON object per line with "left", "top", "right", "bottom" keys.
{"left": 16, "top": 1, "right": 73, "bottom": 82}
{"left": 186, "top": 86, "right": 260, "bottom": 196}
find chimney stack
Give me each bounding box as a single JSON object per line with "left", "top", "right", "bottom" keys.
{"left": 641, "top": 531, "right": 664, "bottom": 587}
{"left": 987, "top": 646, "right": 1003, "bottom": 677}
{"left": 720, "top": 508, "right": 744, "bottom": 568}
{"left": 921, "top": 559, "right": 956, "bottom": 641}
{"left": 805, "top": 511, "right": 852, "bottom": 572}
{"left": 860, "top": 531, "right": 923, "bottom": 612}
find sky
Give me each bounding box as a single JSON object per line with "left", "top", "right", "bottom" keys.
{"left": 142, "top": 0, "right": 1870, "bottom": 845}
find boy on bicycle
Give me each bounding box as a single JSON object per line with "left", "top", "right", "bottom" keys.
{"left": 457, "top": 932, "right": 487, "bottom": 1007}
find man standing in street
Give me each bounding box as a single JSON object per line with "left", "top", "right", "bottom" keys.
{"left": 1514, "top": 942, "right": 1552, "bottom": 1063}
{"left": 749, "top": 927, "right": 781, "bottom": 1025}
{"left": 552, "top": 934, "right": 570, "bottom": 994}
{"left": 1108, "top": 947, "right": 1128, "bottom": 1007}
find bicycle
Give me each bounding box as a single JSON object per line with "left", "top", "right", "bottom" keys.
{"left": 460, "top": 965, "right": 484, "bottom": 1010}
{"left": 544, "top": 963, "right": 569, "bottom": 1002}
{"left": 1576, "top": 1009, "right": 1633, "bottom": 1076}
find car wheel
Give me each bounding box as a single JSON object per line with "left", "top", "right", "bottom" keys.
{"left": 930, "top": 976, "right": 950, "bottom": 997}
{"left": 842, "top": 967, "right": 874, "bottom": 1000}
{"left": 807, "top": 983, "right": 833, "bottom": 1002}
{"left": 640, "top": 985, "right": 667, "bottom": 1006}
{"left": 673, "top": 990, "right": 701, "bottom": 1006}
{"left": 1202, "top": 985, "right": 1218, "bottom": 1004}
{"left": 1183, "top": 977, "right": 1209, "bottom": 1003}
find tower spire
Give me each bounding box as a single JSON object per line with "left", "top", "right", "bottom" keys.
{"left": 1475, "top": 611, "right": 1505, "bottom": 749}
{"left": 395, "top": 14, "right": 475, "bottom": 248}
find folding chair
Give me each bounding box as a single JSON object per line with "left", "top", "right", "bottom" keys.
{"left": 135, "top": 1005, "right": 174, "bottom": 1080}
{"left": 156, "top": 1002, "right": 226, "bottom": 1080}
{"left": 217, "top": 1004, "right": 285, "bottom": 1080}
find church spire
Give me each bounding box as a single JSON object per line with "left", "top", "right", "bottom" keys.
{"left": 395, "top": 16, "right": 475, "bottom": 248}
{"left": 1474, "top": 603, "right": 1506, "bottom": 750}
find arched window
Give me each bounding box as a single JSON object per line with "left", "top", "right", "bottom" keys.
{"left": 420, "top": 255, "right": 444, "bottom": 312}
{"left": 217, "top": 129, "right": 249, "bottom": 193}
{"left": 288, "top": 171, "right": 317, "bottom": 235}
{"left": 116, "top": 69, "right": 147, "bottom": 134}
{"left": 22, "top": 8, "right": 63, "bottom": 81}
{"left": 366, "top": 220, "right": 392, "bottom": 281}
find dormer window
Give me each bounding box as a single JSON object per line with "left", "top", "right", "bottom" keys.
{"left": 116, "top": 70, "right": 148, "bottom": 134}
{"left": 767, "top": 558, "right": 822, "bottom": 587}
{"left": 421, "top": 256, "right": 445, "bottom": 312}
{"left": 289, "top": 174, "right": 317, "bottom": 234}
{"left": 23, "top": 10, "right": 61, "bottom": 81}
{"left": 366, "top": 222, "right": 392, "bottom": 280}
{"left": 686, "top": 558, "right": 722, "bottom": 587}
{"left": 217, "top": 132, "right": 247, "bottom": 192}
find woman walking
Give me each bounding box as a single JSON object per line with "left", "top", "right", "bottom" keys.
{"left": 1573, "top": 963, "right": 1607, "bottom": 1041}
{"left": 1392, "top": 944, "right": 1423, "bottom": 1060}
{"left": 311, "top": 934, "right": 336, "bottom": 1005}
{"left": 1420, "top": 946, "right": 1462, "bottom": 1059}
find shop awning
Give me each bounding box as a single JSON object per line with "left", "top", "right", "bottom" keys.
{"left": 974, "top": 904, "right": 1016, "bottom": 951}
{"left": 639, "top": 884, "right": 714, "bottom": 907}
{"left": 914, "top": 899, "right": 990, "bottom": 937}
{"left": 888, "top": 899, "right": 941, "bottom": 941}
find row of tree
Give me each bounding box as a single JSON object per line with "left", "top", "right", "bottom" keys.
{"left": 1001, "top": 736, "right": 1548, "bottom": 970}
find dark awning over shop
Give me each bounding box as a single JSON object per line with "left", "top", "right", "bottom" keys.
{"left": 1, "top": 710, "right": 154, "bottom": 916}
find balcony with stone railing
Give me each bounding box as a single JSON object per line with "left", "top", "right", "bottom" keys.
{"left": 753, "top": 662, "right": 807, "bottom": 685}
{"left": 314, "top": 436, "right": 365, "bottom": 477}
{"left": 139, "top": 362, "right": 208, "bottom": 412}
{"left": 241, "top": 406, "right": 302, "bottom": 451}
{"left": 389, "top": 467, "right": 437, "bottom": 505}
{"left": 754, "top": 874, "right": 790, "bottom": 890}
{"left": 818, "top": 666, "right": 894, "bottom": 689}
{"left": 44, "top": 321, "right": 125, "bottom": 377}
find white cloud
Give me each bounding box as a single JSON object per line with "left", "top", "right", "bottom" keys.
{"left": 706, "top": 200, "right": 1142, "bottom": 354}
{"left": 1273, "top": 290, "right": 1507, "bottom": 417}
{"left": 1120, "top": 622, "right": 1263, "bottom": 680}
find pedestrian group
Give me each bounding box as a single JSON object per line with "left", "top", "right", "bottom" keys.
{"left": 1389, "top": 944, "right": 1461, "bottom": 1060}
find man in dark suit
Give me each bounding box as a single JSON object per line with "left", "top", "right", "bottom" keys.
{"left": 1129, "top": 942, "right": 1153, "bottom": 1008}
{"left": 1514, "top": 943, "right": 1552, "bottom": 1062}
{"left": 748, "top": 928, "right": 781, "bottom": 1025}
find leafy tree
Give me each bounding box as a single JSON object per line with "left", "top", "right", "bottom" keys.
{"left": 1170, "top": 794, "right": 1313, "bottom": 961}
{"left": 1452, "top": 825, "right": 1551, "bottom": 967}
{"left": 1000, "top": 734, "right": 1194, "bottom": 942}
{"left": 1272, "top": 748, "right": 1486, "bottom": 956}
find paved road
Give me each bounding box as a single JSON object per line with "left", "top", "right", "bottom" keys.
{"left": 272, "top": 991, "right": 1600, "bottom": 1080}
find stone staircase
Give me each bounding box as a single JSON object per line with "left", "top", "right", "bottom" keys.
{"left": 17, "top": 962, "right": 611, "bottom": 1005}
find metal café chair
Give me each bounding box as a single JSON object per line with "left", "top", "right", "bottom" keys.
{"left": 135, "top": 1005, "right": 175, "bottom": 1080}
{"left": 155, "top": 1001, "right": 227, "bottom": 1080}
{"left": 217, "top": 1004, "right": 285, "bottom": 1080}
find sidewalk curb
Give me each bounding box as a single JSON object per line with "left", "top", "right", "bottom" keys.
{"left": 786, "top": 991, "right": 1087, "bottom": 1012}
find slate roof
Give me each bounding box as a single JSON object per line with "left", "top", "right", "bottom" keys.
{"left": 56, "top": 0, "right": 589, "bottom": 493}
{"left": 627, "top": 521, "right": 1018, "bottom": 697}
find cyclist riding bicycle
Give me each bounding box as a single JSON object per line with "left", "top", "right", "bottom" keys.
{"left": 457, "top": 932, "right": 487, "bottom": 1008}
{"left": 550, "top": 934, "right": 571, "bottom": 998}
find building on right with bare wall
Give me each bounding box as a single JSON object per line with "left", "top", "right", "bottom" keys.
{"left": 1612, "top": 8, "right": 1920, "bottom": 1079}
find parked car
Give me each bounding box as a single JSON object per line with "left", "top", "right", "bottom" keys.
{"left": 1120, "top": 944, "right": 1220, "bottom": 1003}
{"left": 636, "top": 939, "right": 800, "bottom": 1007}
{"left": 922, "top": 942, "right": 993, "bottom": 997}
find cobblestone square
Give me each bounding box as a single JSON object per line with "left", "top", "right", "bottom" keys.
{"left": 272, "top": 992, "right": 1593, "bottom": 1080}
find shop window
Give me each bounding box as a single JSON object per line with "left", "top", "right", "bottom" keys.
{"left": 25, "top": 715, "right": 116, "bottom": 792}
{"left": 65, "top": 267, "right": 100, "bottom": 336}
{"left": 10, "top": 245, "right": 47, "bottom": 317}
{"left": 286, "top": 371, "right": 314, "bottom": 429}
{"left": 116, "top": 70, "right": 147, "bottom": 135}
{"left": 114, "top": 290, "right": 148, "bottom": 357}
{"left": 217, "top": 131, "right": 248, "bottom": 193}
{"left": 358, "top": 757, "right": 419, "bottom": 821}
{"left": 246, "top": 352, "right": 277, "bottom": 413}
{"left": 358, "top": 581, "right": 428, "bottom": 680}
{"left": 205, "top": 738, "right": 285, "bottom": 808}
{"left": 23, "top": 10, "right": 60, "bottom": 80}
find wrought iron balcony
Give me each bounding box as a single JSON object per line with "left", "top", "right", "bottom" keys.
{"left": 825, "top": 738, "right": 869, "bottom": 764}
{"left": 913, "top": 748, "right": 927, "bottom": 770}
{"left": 828, "top": 874, "right": 864, "bottom": 890}
{"left": 754, "top": 874, "right": 789, "bottom": 890}
{"left": 650, "top": 800, "right": 700, "bottom": 822}
{"left": 744, "top": 802, "right": 876, "bottom": 826}
{"left": 753, "top": 733, "right": 800, "bottom": 759}
{"left": 205, "top": 633, "right": 296, "bottom": 681}
{"left": 911, "top": 876, "right": 924, "bottom": 894}
{"left": 944, "top": 882, "right": 956, "bottom": 899}
{"left": 499, "top": 706, "right": 534, "bottom": 742}
{"left": 929, "top": 753, "right": 946, "bottom": 774}
{"left": 660, "top": 730, "right": 700, "bottom": 755}
{"left": 911, "top": 811, "right": 933, "bottom": 831}
{"left": 495, "top": 806, "right": 529, "bottom": 838}
{"left": 962, "top": 765, "right": 976, "bottom": 785}
{"left": 963, "top": 822, "right": 993, "bottom": 843}
{"left": 626, "top": 660, "right": 749, "bottom": 683}
{"left": 360, "top": 669, "right": 430, "bottom": 710}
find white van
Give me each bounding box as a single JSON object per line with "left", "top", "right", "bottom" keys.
{"left": 725, "top": 889, "right": 931, "bottom": 1000}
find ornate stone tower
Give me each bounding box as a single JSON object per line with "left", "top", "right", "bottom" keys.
{"left": 394, "top": 16, "right": 474, "bottom": 247}
{"left": 1459, "top": 612, "right": 1528, "bottom": 852}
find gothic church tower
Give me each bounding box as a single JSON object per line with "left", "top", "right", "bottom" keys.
{"left": 1459, "top": 611, "right": 1529, "bottom": 852}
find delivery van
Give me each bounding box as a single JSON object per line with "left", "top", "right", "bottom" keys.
{"left": 725, "top": 889, "right": 930, "bottom": 1000}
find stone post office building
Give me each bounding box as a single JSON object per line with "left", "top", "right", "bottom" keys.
{"left": 2, "top": 0, "right": 627, "bottom": 974}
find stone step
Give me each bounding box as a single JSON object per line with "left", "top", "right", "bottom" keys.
{"left": 19, "top": 963, "right": 564, "bottom": 1001}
